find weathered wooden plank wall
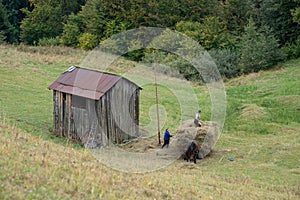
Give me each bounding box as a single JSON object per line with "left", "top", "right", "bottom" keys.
{"left": 52, "top": 79, "right": 140, "bottom": 147}
{"left": 72, "top": 106, "right": 88, "bottom": 141}
{"left": 106, "top": 79, "right": 140, "bottom": 142}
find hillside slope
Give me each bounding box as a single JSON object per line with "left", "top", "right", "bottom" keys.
{"left": 0, "top": 45, "right": 299, "bottom": 199}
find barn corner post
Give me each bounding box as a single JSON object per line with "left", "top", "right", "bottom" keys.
{"left": 154, "top": 53, "right": 161, "bottom": 145}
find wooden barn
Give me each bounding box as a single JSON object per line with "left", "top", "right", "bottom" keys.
{"left": 48, "top": 66, "right": 141, "bottom": 148}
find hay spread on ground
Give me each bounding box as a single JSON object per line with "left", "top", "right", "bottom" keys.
{"left": 240, "top": 104, "right": 266, "bottom": 120}
{"left": 93, "top": 120, "right": 220, "bottom": 172}
{"left": 120, "top": 120, "right": 220, "bottom": 160}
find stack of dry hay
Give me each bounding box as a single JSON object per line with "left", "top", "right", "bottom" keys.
{"left": 175, "top": 120, "right": 220, "bottom": 159}
{"left": 156, "top": 120, "right": 220, "bottom": 160}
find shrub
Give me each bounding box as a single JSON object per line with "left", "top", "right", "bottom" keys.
{"left": 78, "top": 33, "right": 99, "bottom": 50}
{"left": 0, "top": 31, "right": 6, "bottom": 44}
{"left": 282, "top": 38, "right": 300, "bottom": 59}
{"left": 209, "top": 49, "right": 240, "bottom": 78}
{"left": 38, "top": 37, "right": 61, "bottom": 46}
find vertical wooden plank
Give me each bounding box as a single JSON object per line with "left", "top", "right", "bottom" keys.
{"left": 62, "top": 93, "right": 67, "bottom": 137}
{"left": 98, "top": 97, "right": 104, "bottom": 146}
{"left": 64, "top": 94, "right": 68, "bottom": 138}
{"left": 101, "top": 96, "right": 108, "bottom": 147}
{"left": 135, "top": 88, "right": 140, "bottom": 136}
{"left": 53, "top": 90, "right": 59, "bottom": 135}
{"left": 69, "top": 95, "right": 75, "bottom": 140}
{"left": 53, "top": 90, "right": 56, "bottom": 135}
{"left": 107, "top": 91, "right": 115, "bottom": 143}
{"left": 58, "top": 92, "right": 63, "bottom": 137}
{"left": 106, "top": 93, "right": 111, "bottom": 144}
{"left": 66, "top": 94, "right": 72, "bottom": 139}
{"left": 95, "top": 99, "right": 102, "bottom": 146}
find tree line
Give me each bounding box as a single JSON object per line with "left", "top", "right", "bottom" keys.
{"left": 1, "top": 0, "right": 300, "bottom": 79}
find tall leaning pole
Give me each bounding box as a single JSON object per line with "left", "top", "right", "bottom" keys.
{"left": 153, "top": 53, "right": 161, "bottom": 145}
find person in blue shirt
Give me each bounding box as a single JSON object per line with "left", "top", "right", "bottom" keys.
{"left": 162, "top": 128, "right": 172, "bottom": 148}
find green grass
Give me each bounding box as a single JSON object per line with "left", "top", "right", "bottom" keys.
{"left": 0, "top": 45, "right": 299, "bottom": 199}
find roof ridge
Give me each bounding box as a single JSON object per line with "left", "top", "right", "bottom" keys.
{"left": 75, "top": 67, "right": 121, "bottom": 77}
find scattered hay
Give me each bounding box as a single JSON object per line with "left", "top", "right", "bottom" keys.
{"left": 240, "top": 104, "right": 266, "bottom": 120}
{"left": 227, "top": 72, "right": 261, "bottom": 87}
{"left": 178, "top": 162, "right": 199, "bottom": 169}
{"left": 276, "top": 95, "right": 300, "bottom": 107}
{"left": 121, "top": 137, "right": 159, "bottom": 153}
{"left": 121, "top": 120, "right": 220, "bottom": 162}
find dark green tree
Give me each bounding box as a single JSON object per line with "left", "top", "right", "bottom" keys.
{"left": 176, "top": 17, "right": 235, "bottom": 50}
{"left": 60, "top": 13, "right": 83, "bottom": 47}
{"left": 0, "top": 0, "right": 14, "bottom": 43}
{"left": 1, "top": 0, "right": 30, "bottom": 43}
{"left": 238, "top": 19, "right": 285, "bottom": 73}
{"left": 209, "top": 48, "right": 240, "bottom": 78}
{"left": 20, "top": 0, "right": 84, "bottom": 45}
{"left": 80, "top": 0, "right": 108, "bottom": 38}
{"left": 219, "top": 0, "right": 252, "bottom": 34}
{"left": 136, "top": 0, "right": 219, "bottom": 28}
{"left": 253, "top": 0, "right": 300, "bottom": 45}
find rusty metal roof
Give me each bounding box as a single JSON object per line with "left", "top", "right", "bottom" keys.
{"left": 48, "top": 67, "right": 133, "bottom": 100}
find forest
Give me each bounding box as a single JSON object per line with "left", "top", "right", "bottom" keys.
{"left": 1, "top": 0, "right": 300, "bottom": 79}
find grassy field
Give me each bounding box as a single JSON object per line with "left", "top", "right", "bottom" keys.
{"left": 0, "top": 44, "right": 299, "bottom": 199}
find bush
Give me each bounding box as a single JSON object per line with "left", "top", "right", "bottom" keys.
{"left": 0, "top": 31, "right": 6, "bottom": 44}
{"left": 78, "top": 33, "right": 99, "bottom": 50}
{"left": 38, "top": 37, "right": 61, "bottom": 46}
{"left": 282, "top": 38, "right": 300, "bottom": 59}
{"left": 209, "top": 49, "right": 240, "bottom": 78}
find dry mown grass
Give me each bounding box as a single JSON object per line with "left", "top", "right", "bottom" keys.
{"left": 0, "top": 45, "right": 88, "bottom": 67}
{"left": 240, "top": 104, "right": 266, "bottom": 120}
{"left": 1, "top": 122, "right": 299, "bottom": 199}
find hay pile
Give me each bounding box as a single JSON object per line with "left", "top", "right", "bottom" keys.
{"left": 122, "top": 137, "right": 158, "bottom": 153}
{"left": 172, "top": 120, "right": 220, "bottom": 159}
{"left": 120, "top": 120, "right": 220, "bottom": 161}
{"left": 154, "top": 120, "right": 220, "bottom": 160}
{"left": 240, "top": 104, "right": 266, "bottom": 120}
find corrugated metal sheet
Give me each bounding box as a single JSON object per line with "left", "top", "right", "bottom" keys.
{"left": 48, "top": 67, "right": 124, "bottom": 100}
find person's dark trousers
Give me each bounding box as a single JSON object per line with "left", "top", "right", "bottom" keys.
{"left": 162, "top": 140, "right": 170, "bottom": 148}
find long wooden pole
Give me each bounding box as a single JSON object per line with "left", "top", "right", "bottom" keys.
{"left": 154, "top": 55, "right": 161, "bottom": 144}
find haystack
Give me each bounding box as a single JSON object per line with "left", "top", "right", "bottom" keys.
{"left": 155, "top": 120, "right": 220, "bottom": 160}
{"left": 173, "top": 120, "right": 220, "bottom": 159}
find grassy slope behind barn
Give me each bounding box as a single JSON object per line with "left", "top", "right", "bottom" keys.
{"left": 0, "top": 45, "right": 299, "bottom": 199}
